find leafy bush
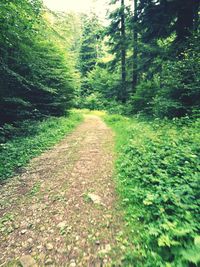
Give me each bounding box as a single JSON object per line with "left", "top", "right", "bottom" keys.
{"left": 87, "top": 65, "right": 120, "bottom": 100}
{"left": 105, "top": 114, "right": 200, "bottom": 266}
{"left": 130, "top": 78, "right": 159, "bottom": 115}
{"left": 153, "top": 46, "right": 200, "bottom": 118}
{"left": 82, "top": 92, "right": 104, "bottom": 110}
{"left": 129, "top": 33, "right": 200, "bottom": 119}
{"left": 77, "top": 65, "right": 126, "bottom": 112}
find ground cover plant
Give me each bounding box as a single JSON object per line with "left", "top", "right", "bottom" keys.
{"left": 104, "top": 114, "right": 200, "bottom": 266}
{"left": 0, "top": 111, "right": 83, "bottom": 181}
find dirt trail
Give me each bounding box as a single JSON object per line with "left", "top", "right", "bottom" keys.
{"left": 0, "top": 115, "right": 124, "bottom": 266}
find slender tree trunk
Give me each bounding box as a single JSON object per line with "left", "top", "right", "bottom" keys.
{"left": 132, "top": 0, "right": 138, "bottom": 92}
{"left": 193, "top": 0, "right": 200, "bottom": 31}
{"left": 120, "top": 0, "right": 127, "bottom": 102}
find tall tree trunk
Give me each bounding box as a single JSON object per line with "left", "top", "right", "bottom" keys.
{"left": 120, "top": 0, "right": 127, "bottom": 102}
{"left": 132, "top": 0, "right": 138, "bottom": 92}
{"left": 193, "top": 0, "right": 200, "bottom": 31}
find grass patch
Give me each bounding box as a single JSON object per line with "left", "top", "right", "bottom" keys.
{"left": 0, "top": 111, "right": 83, "bottom": 181}
{"left": 104, "top": 114, "right": 200, "bottom": 266}
{"left": 28, "top": 182, "right": 41, "bottom": 196}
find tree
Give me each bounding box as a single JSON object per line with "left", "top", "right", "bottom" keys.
{"left": 120, "top": 0, "right": 127, "bottom": 102}
{"left": 0, "top": 0, "right": 77, "bottom": 124}
{"left": 79, "top": 14, "right": 102, "bottom": 76}
{"left": 138, "top": 0, "right": 200, "bottom": 53}
{"left": 107, "top": 0, "right": 128, "bottom": 102}
{"left": 132, "top": 0, "right": 138, "bottom": 91}
{"left": 114, "top": 0, "right": 200, "bottom": 117}
{"left": 77, "top": 13, "right": 103, "bottom": 100}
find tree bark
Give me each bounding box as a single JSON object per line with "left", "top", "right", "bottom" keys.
{"left": 132, "top": 0, "right": 138, "bottom": 92}
{"left": 120, "top": 0, "right": 127, "bottom": 102}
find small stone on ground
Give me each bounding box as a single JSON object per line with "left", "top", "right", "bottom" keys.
{"left": 19, "top": 255, "right": 37, "bottom": 267}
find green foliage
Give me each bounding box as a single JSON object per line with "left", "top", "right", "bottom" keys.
{"left": 129, "top": 32, "right": 200, "bottom": 118}
{"left": 79, "top": 14, "right": 103, "bottom": 76}
{"left": 86, "top": 65, "right": 124, "bottom": 107}
{"left": 138, "top": 0, "right": 199, "bottom": 45}
{"left": 77, "top": 64, "right": 127, "bottom": 112}
{"left": 104, "top": 114, "right": 200, "bottom": 266}
{"left": 81, "top": 92, "right": 104, "bottom": 110}
{"left": 153, "top": 41, "right": 200, "bottom": 118}
{"left": 130, "top": 78, "right": 159, "bottom": 115}
{"left": 0, "top": 111, "right": 83, "bottom": 181}
{"left": 0, "top": 0, "right": 77, "bottom": 125}
{"left": 102, "top": 0, "right": 200, "bottom": 118}
{"left": 44, "top": 10, "right": 82, "bottom": 56}
{"left": 29, "top": 182, "right": 41, "bottom": 196}
{"left": 106, "top": 0, "right": 129, "bottom": 102}
{"left": 87, "top": 66, "right": 119, "bottom": 99}
{"left": 75, "top": 13, "right": 105, "bottom": 103}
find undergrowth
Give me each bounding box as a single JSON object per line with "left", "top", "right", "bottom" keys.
{"left": 104, "top": 114, "right": 200, "bottom": 266}
{"left": 0, "top": 111, "right": 83, "bottom": 181}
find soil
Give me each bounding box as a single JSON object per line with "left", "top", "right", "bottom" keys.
{"left": 0, "top": 115, "right": 125, "bottom": 267}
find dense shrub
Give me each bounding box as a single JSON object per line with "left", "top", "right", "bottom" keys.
{"left": 82, "top": 92, "right": 104, "bottom": 110}
{"left": 130, "top": 78, "right": 159, "bottom": 115}
{"left": 153, "top": 45, "right": 200, "bottom": 118}
{"left": 87, "top": 66, "right": 120, "bottom": 100}
{"left": 77, "top": 65, "right": 126, "bottom": 111}
{"left": 130, "top": 33, "right": 200, "bottom": 119}
{"left": 105, "top": 114, "right": 200, "bottom": 266}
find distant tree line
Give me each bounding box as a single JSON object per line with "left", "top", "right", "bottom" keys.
{"left": 80, "top": 0, "right": 200, "bottom": 118}
{"left": 1, "top": 0, "right": 199, "bottom": 122}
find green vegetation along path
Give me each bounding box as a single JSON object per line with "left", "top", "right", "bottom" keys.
{"left": 0, "top": 115, "right": 124, "bottom": 266}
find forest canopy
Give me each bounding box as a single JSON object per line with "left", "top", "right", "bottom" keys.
{"left": 0, "top": 0, "right": 199, "bottom": 124}
{"left": 0, "top": 0, "right": 80, "bottom": 125}
{"left": 77, "top": 0, "right": 200, "bottom": 118}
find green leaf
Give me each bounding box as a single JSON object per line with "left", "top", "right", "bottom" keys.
{"left": 181, "top": 246, "right": 200, "bottom": 264}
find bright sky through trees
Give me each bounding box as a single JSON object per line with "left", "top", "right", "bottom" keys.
{"left": 43, "top": 0, "right": 108, "bottom": 19}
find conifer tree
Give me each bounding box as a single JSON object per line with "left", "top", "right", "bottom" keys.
{"left": 78, "top": 14, "right": 103, "bottom": 98}
{"left": 120, "top": 0, "right": 127, "bottom": 102}
{"left": 0, "top": 0, "right": 77, "bottom": 124}
{"left": 138, "top": 0, "right": 200, "bottom": 52}
{"left": 107, "top": 0, "right": 128, "bottom": 102}
{"left": 132, "top": 0, "right": 138, "bottom": 91}
{"left": 79, "top": 14, "right": 102, "bottom": 76}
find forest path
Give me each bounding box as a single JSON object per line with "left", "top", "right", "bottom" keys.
{"left": 0, "top": 115, "right": 124, "bottom": 267}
